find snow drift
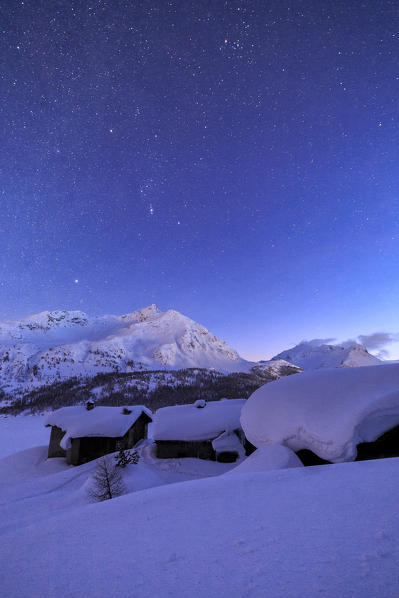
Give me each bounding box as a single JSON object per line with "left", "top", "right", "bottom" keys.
{"left": 226, "top": 443, "right": 303, "bottom": 474}
{"left": 1, "top": 455, "right": 399, "bottom": 598}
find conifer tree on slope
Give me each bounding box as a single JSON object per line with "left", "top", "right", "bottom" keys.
{"left": 88, "top": 456, "right": 126, "bottom": 501}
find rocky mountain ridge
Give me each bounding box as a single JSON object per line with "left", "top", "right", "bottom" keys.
{"left": 0, "top": 305, "right": 249, "bottom": 396}
{"left": 272, "top": 340, "right": 382, "bottom": 370}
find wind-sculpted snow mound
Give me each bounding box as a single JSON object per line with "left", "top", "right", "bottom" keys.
{"left": 226, "top": 443, "right": 303, "bottom": 474}
{"left": 241, "top": 363, "right": 399, "bottom": 462}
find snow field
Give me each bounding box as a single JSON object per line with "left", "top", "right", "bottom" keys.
{"left": 2, "top": 383, "right": 399, "bottom": 598}
{"left": 1, "top": 455, "right": 399, "bottom": 597}
{"left": 0, "top": 414, "right": 48, "bottom": 457}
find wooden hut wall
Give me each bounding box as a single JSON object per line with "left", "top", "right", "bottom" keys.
{"left": 74, "top": 436, "right": 119, "bottom": 465}
{"left": 67, "top": 438, "right": 81, "bottom": 465}
{"left": 127, "top": 413, "right": 151, "bottom": 448}
{"left": 48, "top": 425, "right": 67, "bottom": 458}
{"left": 356, "top": 424, "right": 399, "bottom": 461}
{"left": 156, "top": 439, "right": 215, "bottom": 460}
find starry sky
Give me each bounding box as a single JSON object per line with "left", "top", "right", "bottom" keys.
{"left": 2, "top": 0, "right": 399, "bottom": 360}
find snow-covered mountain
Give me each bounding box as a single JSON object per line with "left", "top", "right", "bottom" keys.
{"left": 1, "top": 305, "right": 381, "bottom": 403}
{"left": 271, "top": 340, "right": 382, "bottom": 370}
{"left": 0, "top": 305, "right": 250, "bottom": 395}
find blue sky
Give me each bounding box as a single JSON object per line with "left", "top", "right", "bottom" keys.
{"left": 1, "top": 0, "right": 399, "bottom": 360}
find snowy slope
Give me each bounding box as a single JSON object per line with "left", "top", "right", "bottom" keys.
{"left": 0, "top": 415, "right": 49, "bottom": 457}
{"left": 0, "top": 305, "right": 250, "bottom": 394}
{"left": 272, "top": 340, "right": 381, "bottom": 370}
{"left": 0, "top": 447, "right": 398, "bottom": 598}
{"left": 241, "top": 363, "right": 399, "bottom": 462}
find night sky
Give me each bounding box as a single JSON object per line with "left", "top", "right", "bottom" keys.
{"left": 2, "top": 0, "right": 399, "bottom": 360}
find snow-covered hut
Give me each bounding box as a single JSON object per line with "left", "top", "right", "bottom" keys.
{"left": 153, "top": 399, "right": 249, "bottom": 462}
{"left": 45, "top": 404, "right": 152, "bottom": 465}
{"left": 241, "top": 363, "right": 399, "bottom": 464}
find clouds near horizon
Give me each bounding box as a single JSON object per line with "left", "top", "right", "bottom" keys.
{"left": 297, "top": 333, "right": 399, "bottom": 361}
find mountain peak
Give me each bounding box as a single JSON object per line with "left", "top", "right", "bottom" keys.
{"left": 0, "top": 304, "right": 247, "bottom": 395}
{"left": 121, "top": 304, "right": 162, "bottom": 323}
{"left": 272, "top": 340, "right": 381, "bottom": 370}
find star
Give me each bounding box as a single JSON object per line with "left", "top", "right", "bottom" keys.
{"left": 74, "top": 279, "right": 79, "bottom": 284}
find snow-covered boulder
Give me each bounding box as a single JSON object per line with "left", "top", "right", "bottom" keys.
{"left": 226, "top": 443, "right": 303, "bottom": 474}
{"left": 241, "top": 363, "right": 399, "bottom": 463}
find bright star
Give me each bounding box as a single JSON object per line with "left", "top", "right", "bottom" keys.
{"left": 74, "top": 279, "right": 79, "bottom": 284}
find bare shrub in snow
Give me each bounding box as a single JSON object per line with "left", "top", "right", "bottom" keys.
{"left": 88, "top": 456, "right": 126, "bottom": 502}
{"left": 114, "top": 448, "right": 139, "bottom": 468}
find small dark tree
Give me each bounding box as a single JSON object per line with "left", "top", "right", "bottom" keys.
{"left": 88, "top": 456, "right": 126, "bottom": 502}
{"left": 114, "top": 448, "right": 140, "bottom": 468}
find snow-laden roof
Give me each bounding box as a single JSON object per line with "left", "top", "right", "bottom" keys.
{"left": 45, "top": 406, "right": 152, "bottom": 450}
{"left": 226, "top": 444, "right": 303, "bottom": 475}
{"left": 211, "top": 431, "right": 245, "bottom": 456}
{"left": 241, "top": 363, "right": 399, "bottom": 462}
{"left": 153, "top": 399, "right": 246, "bottom": 441}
